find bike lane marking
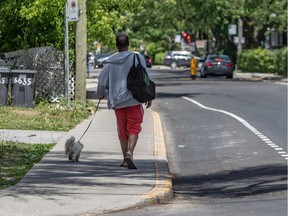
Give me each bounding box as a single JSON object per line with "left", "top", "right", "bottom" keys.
{"left": 182, "top": 96, "right": 288, "bottom": 160}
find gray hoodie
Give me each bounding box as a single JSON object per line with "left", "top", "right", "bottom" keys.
{"left": 96, "top": 51, "right": 147, "bottom": 109}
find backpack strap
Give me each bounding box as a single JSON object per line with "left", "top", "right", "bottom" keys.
{"left": 132, "top": 54, "right": 136, "bottom": 67}
{"left": 135, "top": 54, "right": 145, "bottom": 68}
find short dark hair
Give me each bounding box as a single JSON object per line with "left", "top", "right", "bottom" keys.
{"left": 116, "top": 33, "right": 129, "bottom": 48}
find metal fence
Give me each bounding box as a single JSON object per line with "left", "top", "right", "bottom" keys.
{"left": 0, "top": 47, "right": 74, "bottom": 102}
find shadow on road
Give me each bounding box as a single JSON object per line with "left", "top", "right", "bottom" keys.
{"left": 173, "top": 164, "right": 287, "bottom": 198}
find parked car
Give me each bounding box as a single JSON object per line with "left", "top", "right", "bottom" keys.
{"left": 94, "top": 53, "right": 111, "bottom": 68}
{"left": 144, "top": 55, "right": 152, "bottom": 68}
{"left": 200, "top": 54, "right": 234, "bottom": 79}
{"left": 164, "top": 51, "right": 200, "bottom": 69}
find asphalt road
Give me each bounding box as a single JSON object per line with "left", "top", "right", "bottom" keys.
{"left": 102, "top": 68, "right": 287, "bottom": 216}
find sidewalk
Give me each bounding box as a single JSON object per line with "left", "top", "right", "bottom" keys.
{"left": 233, "top": 71, "right": 286, "bottom": 82}
{"left": 0, "top": 95, "right": 172, "bottom": 215}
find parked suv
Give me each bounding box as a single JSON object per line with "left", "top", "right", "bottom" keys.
{"left": 164, "top": 51, "right": 199, "bottom": 69}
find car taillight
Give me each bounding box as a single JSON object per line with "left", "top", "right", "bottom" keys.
{"left": 226, "top": 63, "right": 233, "bottom": 67}
{"left": 148, "top": 58, "right": 152, "bottom": 64}
{"left": 205, "top": 62, "right": 213, "bottom": 67}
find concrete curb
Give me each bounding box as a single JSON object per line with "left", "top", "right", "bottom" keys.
{"left": 142, "top": 111, "right": 173, "bottom": 203}
{"left": 233, "top": 72, "right": 284, "bottom": 81}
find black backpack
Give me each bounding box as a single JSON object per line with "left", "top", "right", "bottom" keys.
{"left": 127, "top": 54, "right": 155, "bottom": 103}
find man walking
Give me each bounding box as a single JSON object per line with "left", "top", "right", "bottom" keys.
{"left": 96, "top": 33, "right": 152, "bottom": 169}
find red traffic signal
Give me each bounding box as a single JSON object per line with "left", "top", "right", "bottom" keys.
{"left": 182, "top": 32, "right": 187, "bottom": 38}
{"left": 187, "top": 35, "right": 191, "bottom": 43}
{"left": 182, "top": 32, "right": 191, "bottom": 43}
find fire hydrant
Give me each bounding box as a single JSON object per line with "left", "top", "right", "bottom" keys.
{"left": 190, "top": 57, "right": 197, "bottom": 80}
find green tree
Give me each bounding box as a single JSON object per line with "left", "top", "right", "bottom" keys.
{"left": 87, "top": 0, "right": 145, "bottom": 50}
{"left": 125, "top": 0, "right": 286, "bottom": 61}
{"left": 0, "top": 0, "right": 286, "bottom": 55}
{"left": 0, "top": 0, "right": 143, "bottom": 52}
{"left": 0, "top": 0, "right": 66, "bottom": 52}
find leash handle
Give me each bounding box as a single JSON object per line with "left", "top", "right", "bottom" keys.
{"left": 78, "top": 98, "right": 102, "bottom": 142}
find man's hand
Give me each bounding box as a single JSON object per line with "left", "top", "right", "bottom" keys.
{"left": 145, "top": 100, "right": 152, "bottom": 108}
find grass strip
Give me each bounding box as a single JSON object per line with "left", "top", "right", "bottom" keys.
{"left": 0, "top": 100, "right": 94, "bottom": 131}
{"left": 0, "top": 141, "right": 54, "bottom": 190}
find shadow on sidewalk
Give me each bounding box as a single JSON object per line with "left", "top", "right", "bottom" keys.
{"left": 3, "top": 150, "right": 155, "bottom": 197}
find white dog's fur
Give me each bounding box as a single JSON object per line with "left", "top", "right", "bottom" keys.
{"left": 65, "top": 136, "right": 84, "bottom": 163}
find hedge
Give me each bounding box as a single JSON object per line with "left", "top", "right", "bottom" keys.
{"left": 238, "top": 48, "right": 287, "bottom": 76}
{"left": 154, "top": 52, "right": 166, "bottom": 65}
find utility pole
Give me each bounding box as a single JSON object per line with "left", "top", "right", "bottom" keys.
{"left": 237, "top": 18, "right": 243, "bottom": 55}
{"left": 75, "top": 0, "right": 87, "bottom": 102}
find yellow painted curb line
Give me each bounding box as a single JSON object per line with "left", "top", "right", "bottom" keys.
{"left": 143, "top": 110, "right": 173, "bottom": 203}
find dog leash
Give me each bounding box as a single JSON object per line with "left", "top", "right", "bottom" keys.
{"left": 78, "top": 98, "right": 102, "bottom": 142}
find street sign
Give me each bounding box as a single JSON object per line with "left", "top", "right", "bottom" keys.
{"left": 189, "top": 42, "right": 196, "bottom": 52}
{"left": 233, "top": 36, "right": 245, "bottom": 44}
{"left": 228, "top": 24, "right": 237, "bottom": 35}
{"left": 174, "top": 35, "right": 181, "bottom": 43}
{"left": 68, "top": 0, "right": 78, "bottom": 22}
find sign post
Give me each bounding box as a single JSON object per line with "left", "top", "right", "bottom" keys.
{"left": 65, "top": 0, "right": 78, "bottom": 110}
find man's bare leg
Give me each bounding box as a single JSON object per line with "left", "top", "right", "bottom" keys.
{"left": 127, "top": 134, "right": 138, "bottom": 157}
{"left": 120, "top": 140, "right": 128, "bottom": 167}
{"left": 120, "top": 140, "right": 128, "bottom": 157}
{"left": 124, "top": 134, "right": 138, "bottom": 169}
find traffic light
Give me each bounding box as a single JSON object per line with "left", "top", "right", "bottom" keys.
{"left": 182, "top": 31, "right": 187, "bottom": 38}
{"left": 187, "top": 35, "right": 191, "bottom": 43}
{"left": 182, "top": 31, "right": 191, "bottom": 44}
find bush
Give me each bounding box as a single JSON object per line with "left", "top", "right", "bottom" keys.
{"left": 277, "top": 47, "right": 287, "bottom": 77}
{"left": 154, "top": 52, "right": 166, "bottom": 65}
{"left": 145, "top": 42, "right": 166, "bottom": 65}
{"left": 238, "top": 48, "right": 277, "bottom": 73}
{"left": 238, "top": 48, "right": 287, "bottom": 76}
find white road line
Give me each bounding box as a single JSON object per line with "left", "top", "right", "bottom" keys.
{"left": 182, "top": 96, "right": 286, "bottom": 160}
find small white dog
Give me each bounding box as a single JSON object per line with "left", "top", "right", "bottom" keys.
{"left": 65, "top": 136, "right": 84, "bottom": 163}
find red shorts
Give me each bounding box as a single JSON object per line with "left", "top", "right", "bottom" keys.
{"left": 114, "top": 105, "right": 144, "bottom": 141}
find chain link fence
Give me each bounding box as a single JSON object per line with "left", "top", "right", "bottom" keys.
{"left": 0, "top": 47, "right": 75, "bottom": 102}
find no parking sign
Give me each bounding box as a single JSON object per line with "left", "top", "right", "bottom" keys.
{"left": 68, "top": 0, "right": 78, "bottom": 21}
